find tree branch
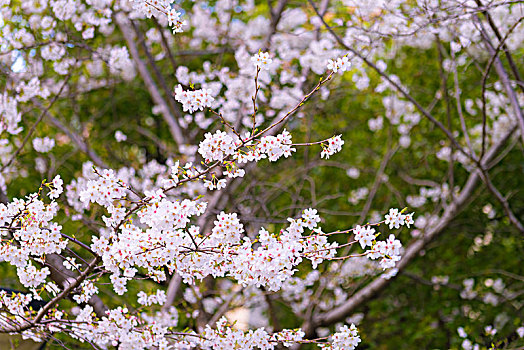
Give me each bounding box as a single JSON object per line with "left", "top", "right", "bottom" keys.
{"left": 309, "top": 124, "right": 517, "bottom": 331}
{"left": 115, "top": 13, "right": 186, "bottom": 146}
{"left": 474, "top": 15, "right": 524, "bottom": 146}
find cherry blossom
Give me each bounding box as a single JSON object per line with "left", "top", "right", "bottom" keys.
{"left": 4, "top": 0, "right": 517, "bottom": 347}
{"left": 329, "top": 324, "right": 361, "bottom": 350}
{"left": 327, "top": 56, "right": 351, "bottom": 74}
{"left": 115, "top": 130, "right": 127, "bottom": 142}
{"left": 174, "top": 84, "right": 215, "bottom": 113}
{"left": 354, "top": 225, "right": 375, "bottom": 249}
{"left": 198, "top": 130, "right": 238, "bottom": 162}
{"left": 321, "top": 135, "right": 344, "bottom": 159}
{"left": 167, "top": 9, "right": 186, "bottom": 33}
{"left": 251, "top": 52, "right": 273, "bottom": 70}
{"left": 32, "top": 137, "right": 55, "bottom": 153}
{"left": 384, "top": 208, "right": 414, "bottom": 229}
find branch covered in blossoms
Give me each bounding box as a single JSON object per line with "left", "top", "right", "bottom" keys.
{"left": 1, "top": 0, "right": 522, "bottom": 348}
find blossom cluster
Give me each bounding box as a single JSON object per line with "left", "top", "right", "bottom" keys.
{"left": 137, "top": 290, "right": 167, "bottom": 306}
{"left": 130, "top": 0, "right": 186, "bottom": 34}
{"left": 204, "top": 175, "right": 227, "bottom": 191}
{"left": 32, "top": 137, "right": 55, "bottom": 153}
{"left": 47, "top": 307, "right": 359, "bottom": 350}
{"left": 79, "top": 169, "right": 126, "bottom": 207}
{"left": 17, "top": 263, "right": 50, "bottom": 288}
{"left": 257, "top": 130, "right": 296, "bottom": 162}
{"left": 199, "top": 317, "right": 305, "bottom": 349}
{"left": 321, "top": 135, "right": 345, "bottom": 159}
{"left": 48, "top": 175, "right": 63, "bottom": 200}
{"left": 354, "top": 225, "right": 376, "bottom": 249}
{"left": 171, "top": 208, "right": 336, "bottom": 291}
{"left": 0, "top": 290, "right": 33, "bottom": 317}
{"left": 115, "top": 130, "right": 127, "bottom": 142}
{"left": 198, "top": 130, "right": 238, "bottom": 162}
{"left": 197, "top": 129, "right": 301, "bottom": 190}
{"left": 366, "top": 234, "right": 402, "bottom": 269}
{"left": 327, "top": 324, "right": 361, "bottom": 350}
{"left": 108, "top": 47, "right": 135, "bottom": 81}
{"left": 0, "top": 92, "right": 22, "bottom": 135}
{"left": 16, "top": 77, "right": 50, "bottom": 102}
{"left": 384, "top": 208, "right": 414, "bottom": 229}
{"left": 73, "top": 280, "right": 99, "bottom": 304}
{"left": 327, "top": 56, "right": 351, "bottom": 74}
{"left": 174, "top": 84, "right": 215, "bottom": 113}
{"left": 251, "top": 52, "right": 273, "bottom": 70}
{"left": 0, "top": 189, "right": 66, "bottom": 272}
{"left": 167, "top": 9, "right": 185, "bottom": 33}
